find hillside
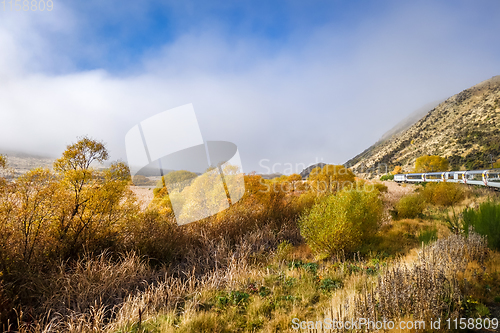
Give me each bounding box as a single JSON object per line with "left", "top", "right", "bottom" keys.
{"left": 0, "top": 150, "right": 54, "bottom": 178}
{"left": 346, "top": 75, "right": 500, "bottom": 176}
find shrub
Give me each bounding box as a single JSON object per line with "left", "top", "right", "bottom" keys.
{"left": 421, "top": 182, "right": 465, "bottom": 206}
{"left": 395, "top": 193, "right": 425, "bottom": 219}
{"left": 299, "top": 189, "right": 382, "bottom": 256}
{"left": 379, "top": 174, "right": 394, "bottom": 181}
{"left": 308, "top": 164, "right": 355, "bottom": 194}
{"left": 462, "top": 201, "right": 500, "bottom": 250}
{"left": 373, "top": 182, "right": 388, "bottom": 193}
{"left": 275, "top": 240, "right": 293, "bottom": 261}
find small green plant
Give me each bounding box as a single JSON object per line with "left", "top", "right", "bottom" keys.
{"left": 319, "top": 278, "right": 343, "bottom": 293}
{"left": 418, "top": 227, "right": 438, "bottom": 245}
{"left": 475, "top": 303, "right": 491, "bottom": 317}
{"left": 301, "top": 262, "right": 319, "bottom": 275}
{"left": 379, "top": 174, "right": 394, "bottom": 181}
{"left": 258, "top": 286, "right": 271, "bottom": 297}
{"left": 216, "top": 290, "right": 250, "bottom": 308}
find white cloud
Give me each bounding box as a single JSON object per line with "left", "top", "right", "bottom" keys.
{"left": 0, "top": 1, "right": 499, "bottom": 173}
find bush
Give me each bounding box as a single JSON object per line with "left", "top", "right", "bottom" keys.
{"left": 421, "top": 182, "right": 465, "bottom": 206}
{"left": 462, "top": 201, "right": 500, "bottom": 250}
{"left": 298, "top": 189, "right": 382, "bottom": 256}
{"left": 380, "top": 174, "right": 394, "bottom": 181}
{"left": 395, "top": 193, "right": 425, "bottom": 219}
{"left": 373, "top": 182, "right": 388, "bottom": 193}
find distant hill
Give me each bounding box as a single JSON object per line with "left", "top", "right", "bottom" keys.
{"left": 0, "top": 150, "right": 54, "bottom": 178}
{"left": 345, "top": 75, "right": 500, "bottom": 177}
{"left": 299, "top": 163, "right": 326, "bottom": 179}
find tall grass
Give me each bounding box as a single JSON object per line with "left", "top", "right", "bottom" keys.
{"left": 315, "top": 232, "right": 488, "bottom": 332}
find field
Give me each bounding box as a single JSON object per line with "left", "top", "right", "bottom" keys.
{"left": 1, "top": 141, "right": 500, "bottom": 332}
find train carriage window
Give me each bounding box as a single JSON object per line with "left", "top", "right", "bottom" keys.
{"left": 488, "top": 173, "right": 500, "bottom": 182}
{"left": 468, "top": 173, "right": 483, "bottom": 181}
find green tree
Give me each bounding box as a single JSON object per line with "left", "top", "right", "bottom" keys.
{"left": 414, "top": 155, "right": 449, "bottom": 172}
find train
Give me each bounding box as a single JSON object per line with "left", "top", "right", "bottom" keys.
{"left": 394, "top": 169, "right": 500, "bottom": 189}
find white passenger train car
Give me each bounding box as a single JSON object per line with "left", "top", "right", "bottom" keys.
{"left": 393, "top": 168, "right": 500, "bottom": 189}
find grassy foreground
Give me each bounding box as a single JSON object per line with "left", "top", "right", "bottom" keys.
{"left": 1, "top": 142, "right": 500, "bottom": 332}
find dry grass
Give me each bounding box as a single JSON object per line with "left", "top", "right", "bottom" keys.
{"left": 313, "top": 231, "right": 489, "bottom": 332}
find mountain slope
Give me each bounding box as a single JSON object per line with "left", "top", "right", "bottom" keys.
{"left": 345, "top": 75, "right": 500, "bottom": 176}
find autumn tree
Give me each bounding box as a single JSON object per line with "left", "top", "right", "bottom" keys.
{"left": 53, "top": 136, "right": 133, "bottom": 257}
{"left": 392, "top": 166, "right": 402, "bottom": 175}
{"left": 308, "top": 164, "right": 355, "bottom": 194}
{"left": 414, "top": 155, "right": 449, "bottom": 173}
{"left": 12, "top": 168, "right": 60, "bottom": 265}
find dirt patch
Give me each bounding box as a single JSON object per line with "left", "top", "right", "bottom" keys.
{"left": 130, "top": 186, "right": 154, "bottom": 210}
{"left": 380, "top": 181, "right": 416, "bottom": 224}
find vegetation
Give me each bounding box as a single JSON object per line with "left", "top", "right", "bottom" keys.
{"left": 132, "top": 175, "right": 155, "bottom": 186}
{"left": 494, "top": 158, "right": 500, "bottom": 168}
{"left": 298, "top": 188, "right": 382, "bottom": 256}
{"left": 1, "top": 136, "right": 500, "bottom": 332}
{"left": 421, "top": 181, "right": 465, "bottom": 206}
{"left": 395, "top": 193, "right": 425, "bottom": 219}
{"left": 0, "top": 154, "right": 6, "bottom": 169}
{"left": 415, "top": 155, "right": 449, "bottom": 172}
{"left": 391, "top": 165, "right": 402, "bottom": 174}
{"left": 462, "top": 201, "right": 500, "bottom": 250}
{"left": 379, "top": 173, "right": 394, "bottom": 181}
{"left": 449, "top": 130, "right": 500, "bottom": 170}
{"left": 307, "top": 164, "right": 355, "bottom": 194}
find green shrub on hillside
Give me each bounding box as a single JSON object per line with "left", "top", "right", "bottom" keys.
{"left": 462, "top": 201, "right": 500, "bottom": 250}
{"left": 395, "top": 194, "right": 425, "bottom": 219}
{"left": 380, "top": 174, "right": 394, "bottom": 181}
{"left": 298, "top": 189, "right": 382, "bottom": 256}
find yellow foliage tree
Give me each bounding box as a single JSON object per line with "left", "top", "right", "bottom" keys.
{"left": 308, "top": 164, "right": 355, "bottom": 194}
{"left": 414, "top": 155, "right": 449, "bottom": 173}
{"left": 392, "top": 166, "right": 402, "bottom": 175}
{"left": 53, "top": 136, "right": 134, "bottom": 257}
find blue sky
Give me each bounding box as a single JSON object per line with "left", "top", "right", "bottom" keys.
{"left": 1, "top": 0, "right": 500, "bottom": 173}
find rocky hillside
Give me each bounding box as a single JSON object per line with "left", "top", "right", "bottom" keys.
{"left": 346, "top": 75, "right": 500, "bottom": 176}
